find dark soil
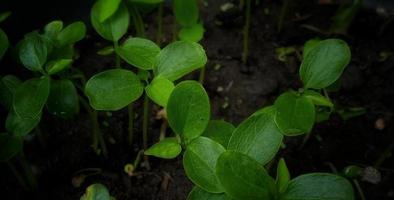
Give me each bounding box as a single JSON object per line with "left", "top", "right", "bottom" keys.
{"left": 1, "top": 0, "right": 394, "bottom": 199}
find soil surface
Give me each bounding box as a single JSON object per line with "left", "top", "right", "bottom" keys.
{"left": 1, "top": 0, "right": 394, "bottom": 199}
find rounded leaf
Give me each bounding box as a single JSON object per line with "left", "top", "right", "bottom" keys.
{"left": 300, "top": 39, "right": 351, "bottom": 89}
{"left": 91, "top": 2, "right": 129, "bottom": 42}
{"left": 116, "top": 37, "right": 161, "bottom": 70}
{"left": 167, "top": 81, "right": 210, "bottom": 142}
{"left": 96, "top": 0, "right": 122, "bottom": 22}
{"left": 56, "top": 21, "right": 86, "bottom": 47}
{"left": 44, "top": 20, "right": 63, "bottom": 40}
{"left": 179, "top": 23, "right": 204, "bottom": 42}
{"left": 13, "top": 76, "right": 50, "bottom": 119}
{"left": 45, "top": 59, "right": 72, "bottom": 75}
{"left": 173, "top": 0, "right": 199, "bottom": 27}
{"left": 145, "top": 137, "right": 182, "bottom": 159}
{"left": 0, "top": 75, "right": 22, "bottom": 110}
{"left": 0, "top": 133, "right": 23, "bottom": 161}
{"left": 85, "top": 69, "right": 143, "bottom": 111}
{"left": 202, "top": 120, "right": 235, "bottom": 148}
{"left": 216, "top": 151, "right": 276, "bottom": 200}
{"left": 228, "top": 113, "right": 283, "bottom": 165}
{"left": 274, "top": 91, "right": 315, "bottom": 136}
{"left": 80, "top": 184, "right": 111, "bottom": 200}
{"left": 6, "top": 109, "right": 41, "bottom": 138}
{"left": 281, "top": 173, "right": 354, "bottom": 200}
{"left": 19, "top": 33, "right": 49, "bottom": 72}
{"left": 187, "top": 187, "right": 232, "bottom": 200}
{"left": 47, "top": 79, "right": 79, "bottom": 118}
{"left": 145, "top": 77, "right": 174, "bottom": 107}
{"left": 155, "top": 41, "right": 207, "bottom": 81}
{"left": 184, "top": 137, "right": 225, "bottom": 193}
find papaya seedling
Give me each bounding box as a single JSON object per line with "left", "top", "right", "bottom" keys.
{"left": 143, "top": 80, "right": 355, "bottom": 200}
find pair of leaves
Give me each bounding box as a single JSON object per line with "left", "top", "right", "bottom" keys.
{"left": 0, "top": 133, "right": 23, "bottom": 161}
{"left": 91, "top": 1, "right": 129, "bottom": 42}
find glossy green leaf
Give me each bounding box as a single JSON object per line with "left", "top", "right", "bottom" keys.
{"left": 6, "top": 109, "right": 41, "bottom": 138}
{"left": 228, "top": 113, "right": 283, "bottom": 165}
{"left": 85, "top": 69, "right": 143, "bottom": 111}
{"left": 281, "top": 173, "right": 354, "bottom": 200}
{"left": 116, "top": 37, "right": 161, "bottom": 70}
{"left": 44, "top": 20, "right": 63, "bottom": 40}
{"left": 184, "top": 137, "right": 225, "bottom": 193}
{"left": 0, "top": 133, "right": 23, "bottom": 161}
{"left": 0, "top": 75, "right": 22, "bottom": 110}
{"left": 216, "top": 151, "right": 276, "bottom": 200}
{"left": 274, "top": 91, "right": 315, "bottom": 136}
{"left": 155, "top": 41, "right": 207, "bottom": 81}
{"left": 252, "top": 105, "right": 277, "bottom": 117}
{"left": 303, "top": 38, "right": 321, "bottom": 59}
{"left": 300, "top": 39, "right": 351, "bottom": 89}
{"left": 47, "top": 79, "right": 79, "bottom": 118}
{"left": 173, "top": 0, "right": 199, "bottom": 27}
{"left": 0, "top": 28, "right": 9, "bottom": 59}
{"left": 45, "top": 59, "right": 73, "bottom": 75}
{"left": 187, "top": 186, "right": 232, "bottom": 200}
{"left": 145, "top": 137, "right": 182, "bottom": 159}
{"left": 202, "top": 120, "right": 235, "bottom": 148}
{"left": 302, "top": 90, "right": 333, "bottom": 108}
{"left": 145, "top": 77, "right": 174, "bottom": 107}
{"left": 80, "top": 183, "right": 112, "bottom": 200}
{"left": 91, "top": 2, "right": 129, "bottom": 42}
{"left": 96, "top": 0, "right": 122, "bottom": 22}
{"left": 0, "top": 11, "right": 11, "bottom": 23}
{"left": 56, "top": 21, "right": 86, "bottom": 47}
{"left": 13, "top": 76, "right": 50, "bottom": 119}
{"left": 167, "top": 81, "right": 210, "bottom": 142}
{"left": 276, "top": 158, "right": 290, "bottom": 194}
{"left": 19, "top": 33, "right": 49, "bottom": 72}
{"left": 179, "top": 23, "right": 204, "bottom": 42}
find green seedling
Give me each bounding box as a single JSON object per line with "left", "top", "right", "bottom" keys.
{"left": 143, "top": 80, "right": 355, "bottom": 200}
{"left": 80, "top": 183, "right": 116, "bottom": 200}
{"left": 330, "top": 0, "right": 362, "bottom": 35}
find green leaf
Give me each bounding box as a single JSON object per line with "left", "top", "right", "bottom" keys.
{"left": 0, "top": 75, "right": 22, "bottom": 110}
{"left": 45, "top": 59, "right": 73, "bottom": 75}
{"left": 6, "top": 109, "right": 41, "bottom": 138}
{"left": 276, "top": 158, "right": 290, "bottom": 194}
{"left": 49, "top": 45, "right": 74, "bottom": 60}
{"left": 116, "top": 37, "right": 161, "bottom": 70}
{"left": 184, "top": 137, "right": 225, "bottom": 193}
{"left": 155, "top": 41, "right": 207, "bottom": 81}
{"left": 274, "top": 91, "right": 315, "bottom": 136}
{"left": 216, "top": 151, "right": 276, "bottom": 200}
{"left": 179, "top": 23, "right": 204, "bottom": 42}
{"left": 0, "top": 28, "right": 9, "bottom": 59}
{"left": 303, "top": 38, "right": 321, "bottom": 59}
{"left": 252, "top": 105, "right": 277, "bottom": 117}
{"left": 91, "top": 1, "right": 129, "bottom": 42}
{"left": 129, "top": 0, "right": 163, "bottom": 4}
{"left": 281, "top": 173, "right": 354, "bottom": 200}
{"left": 47, "top": 79, "right": 79, "bottom": 118}
{"left": 187, "top": 186, "right": 232, "bottom": 200}
{"left": 0, "top": 11, "right": 11, "bottom": 23}
{"left": 0, "top": 133, "right": 23, "bottom": 162}
{"left": 85, "top": 69, "right": 143, "bottom": 111}
{"left": 56, "top": 21, "right": 86, "bottom": 47}
{"left": 202, "top": 120, "right": 235, "bottom": 148}
{"left": 300, "top": 39, "right": 351, "bottom": 89}
{"left": 302, "top": 90, "right": 333, "bottom": 108}
{"left": 80, "top": 183, "right": 111, "bottom": 200}
{"left": 145, "top": 137, "right": 182, "bottom": 159}
{"left": 173, "top": 0, "right": 199, "bottom": 27}
{"left": 19, "top": 33, "right": 49, "bottom": 72}
{"left": 97, "top": 0, "right": 122, "bottom": 22}
{"left": 228, "top": 113, "right": 283, "bottom": 165}
{"left": 97, "top": 46, "right": 115, "bottom": 56}
{"left": 44, "top": 20, "right": 64, "bottom": 40}
{"left": 167, "top": 81, "right": 210, "bottom": 142}
{"left": 13, "top": 76, "right": 50, "bottom": 119}
{"left": 145, "top": 77, "right": 174, "bottom": 107}
{"left": 337, "top": 107, "right": 366, "bottom": 121}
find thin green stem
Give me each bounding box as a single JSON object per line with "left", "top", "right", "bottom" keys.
{"left": 156, "top": 3, "right": 164, "bottom": 46}
{"left": 374, "top": 140, "right": 394, "bottom": 168}
{"left": 242, "top": 0, "right": 252, "bottom": 64}
{"left": 353, "top": 179, "right": 366, "bottom": 200}
{"left": 199, "top": 66, "right": 206, "bottom": 84}
{"left": 18, "top": 151, "right": 38, "bottom": 190}
{"left": 128, "top": 103, "right": 135, "bottom": 147}
{"left": 113, "top": 41, "right": 121, "bottom": 68}
{"left": 6, "top": 161, "right": 29, "bottom": 190}
{"left": 142, "top": 93, "right": 150, "bottom": 170}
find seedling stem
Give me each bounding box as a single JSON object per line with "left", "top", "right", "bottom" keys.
{"left": 128, "top": 103, "right": 135, "bottom": 146}
{"left": 242, "top": 0, "right": 252, "bottom": 64}
{"left": 113, "top": 41, "right": 121, "bottom": 68}
{"left": 142, "top": 93, "right": 151, "bottom": 170}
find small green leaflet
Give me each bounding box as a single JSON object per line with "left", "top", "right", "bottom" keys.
{"left": 145, "top": 137, "right": 182, "bottom": 159}
{"left": 145, "top": 77, "right": 174, "bottom": 107}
